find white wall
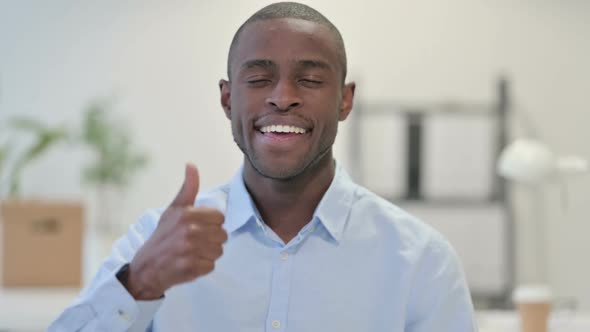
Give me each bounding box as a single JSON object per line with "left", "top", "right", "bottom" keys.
{"left": 1, "top": 0, "right": 589, "bottom": 308}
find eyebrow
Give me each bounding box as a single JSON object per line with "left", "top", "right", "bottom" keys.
{"left": 295, "top": 59, "right": 333, "bottom": 72}
{"left": 239, "top": 59, "right": 333, "bottom": 74}
{"left": 240, "top": 59, "right": 277, "bottom": 72}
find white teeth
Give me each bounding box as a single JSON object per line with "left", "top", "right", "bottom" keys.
{"left": 259, "top": 125, "right": 307, "bottom": 134}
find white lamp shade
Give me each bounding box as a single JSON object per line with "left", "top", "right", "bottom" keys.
{"left": 498, "top": 139, "right": 589, "bottom": 184}
{"left": 497, "top": 139, "right": 556, "bottom": 184}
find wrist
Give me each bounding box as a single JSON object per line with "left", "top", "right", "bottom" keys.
{"left": 117, "top": 262, "right": 164, "bottom": 300}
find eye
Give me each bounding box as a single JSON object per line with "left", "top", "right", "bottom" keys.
{"left": 299, "top": 78, "right": 323, "bottom": 88}
{"left": 246, "top": 79, "right": 272, "bottom": 88}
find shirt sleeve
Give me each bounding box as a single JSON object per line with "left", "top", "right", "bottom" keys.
{"left": 405, "top": 231, "right": 479, "bottom": 332}
{"left": 48, "top": 209, "right": 165, "bottom": 332}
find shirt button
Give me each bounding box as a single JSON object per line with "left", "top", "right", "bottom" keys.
{"left": 271, "top": 320, "right": 281, "bottom": 328}
{"left": 280, "top": 252, "right": 289, "bottom": 261}
{"left": 118, "top": 309, "right": 132, "bottom": 322}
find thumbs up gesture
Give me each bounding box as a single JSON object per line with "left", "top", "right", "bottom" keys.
{"left": 124, "top": 163, "right": 228, "bottom": 300}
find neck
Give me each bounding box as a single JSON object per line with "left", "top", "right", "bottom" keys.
{"left": 243, "top": 153, "right": 336, "bottom": 243}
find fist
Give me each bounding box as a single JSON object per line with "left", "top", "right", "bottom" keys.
{"left": 124, "top": 163, "right": 228, "bottom": 300}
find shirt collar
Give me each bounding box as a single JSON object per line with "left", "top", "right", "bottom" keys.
{"left": 312, "top": 162, "right": 355, "bottom": 243}
{"left": 224, "top": 166, "right": 257, "bottom": 234}
{"left": 224, "top": 162, "right": 356, "bottom": 243}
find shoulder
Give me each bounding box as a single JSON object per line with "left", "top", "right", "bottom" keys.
{"left": 348, "top": 184, "right": 452, "bottom": 257}
{"left": 349, "top": 184, "right": 467, "bottom": 288}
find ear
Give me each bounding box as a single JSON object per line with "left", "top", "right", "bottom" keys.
{"left": 219, "top": 79, "right": 231, "bottom": 120}
{"left": 338, "top": 82, "right": 356, "bottom": 121}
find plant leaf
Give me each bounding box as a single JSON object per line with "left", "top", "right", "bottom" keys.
{"left": 7, "top": 118, "right": 69, "bottom": 197}
{"left": 81, "top": 101, "right": 148, "bottom": 188}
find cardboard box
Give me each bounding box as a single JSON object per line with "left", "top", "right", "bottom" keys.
{"left": 0, "top": 199, "right": 83, "bottom": 287}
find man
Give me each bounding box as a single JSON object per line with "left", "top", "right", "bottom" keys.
{"left": 50, "top": 2, "right": 477, "bottom": 331}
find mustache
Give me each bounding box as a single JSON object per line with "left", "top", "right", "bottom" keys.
{"left": 252, "top": 111, "right": 314, "bottom": 128}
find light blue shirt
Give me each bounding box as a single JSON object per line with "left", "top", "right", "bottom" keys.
{"left": 50, "top": 163, "right": 477, "bottom": 332}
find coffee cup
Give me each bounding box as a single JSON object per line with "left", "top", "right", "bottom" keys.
{"left": 513, "top": 285, "right": 576, "bottom": 332}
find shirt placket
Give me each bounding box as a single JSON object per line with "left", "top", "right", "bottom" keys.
{"left": 265, "top": 247, "right": 293, "bottom": 332}
{"left": 263, "top": 219, "right": 318, "bottom": 332}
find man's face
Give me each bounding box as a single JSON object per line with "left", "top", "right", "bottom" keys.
{"left": 220, "top": 18, "right": 354, "bottom": 180}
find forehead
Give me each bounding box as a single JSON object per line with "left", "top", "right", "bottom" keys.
{"left": 231, "top": 18, "right": 340, "bottom": 74}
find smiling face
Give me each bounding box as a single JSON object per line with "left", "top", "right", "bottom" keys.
{"left": 220, "top": 18, "right": 355, "bottom": 180}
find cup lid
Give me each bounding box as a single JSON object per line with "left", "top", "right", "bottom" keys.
{"left": 512, "top": 284, "right": 552, "bottom": 303}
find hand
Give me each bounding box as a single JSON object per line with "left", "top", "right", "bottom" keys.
{"left": 124, "top": 163, "right": 228, "bottom": 300}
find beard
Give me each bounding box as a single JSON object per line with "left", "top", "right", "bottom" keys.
{"left": 233, "top": 129, "right": 334, "bottom": 182}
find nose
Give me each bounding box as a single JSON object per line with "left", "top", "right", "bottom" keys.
{"left": 265, "top": 80, "right": 302, "bottom": 112}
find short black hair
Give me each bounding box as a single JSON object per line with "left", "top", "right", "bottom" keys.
{"left": 227, "top": 2, "right": 347, "bottom": 82}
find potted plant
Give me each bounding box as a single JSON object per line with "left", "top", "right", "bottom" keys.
{"left": 0, "top": 117, "right": 83, "bottom": 287}
{"left": 78, "top": 99, "right": 148, "bottom": 236}
{"left": 0, "top": 99, "right": 148, "bottom": 286}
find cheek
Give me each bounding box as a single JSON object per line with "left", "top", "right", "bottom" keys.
{"left": 230, "top": 88, "right": 263, "bottom": 117}
{"left": 230, "top": 113, "right": 249, "bottom": 138}
{"left": 230, "top": 89, "right": 268, "bottom": 127}
{"left": 321, "top": 108, "right": 343, "bottom": 140}
{"left": 316, "top": 99, "right": 342, "bottom": 124}
{"left": 310, "top": 88, "right": 341, "bottom": 112}
{"left": 228, "top": 107, "right": 254, "bottom": 143}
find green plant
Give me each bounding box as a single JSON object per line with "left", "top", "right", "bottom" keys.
{"left": 81, "top": 100, "right": 148, "bottom": 188}
{"left": 6, "top": 117, "right": 69, "bottom": 196}
{"left": 0, "top": 142, "right": 9, "bottom": 185}
{"left": 0, "top": 99, "right": 147, "bottom": 199}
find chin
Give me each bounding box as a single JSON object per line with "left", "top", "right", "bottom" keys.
{"left": 249, "top": 156, "right": 310, "bottom": 181}
{"left": 256, "top": 163, "right": 306, "bottom": 181}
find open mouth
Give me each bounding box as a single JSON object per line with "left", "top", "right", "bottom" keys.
{"left": 256, "top": 124, "right": 311, "bottom": 142}
{"left": 259, "top": 125, "right": 308, "bottom": 134}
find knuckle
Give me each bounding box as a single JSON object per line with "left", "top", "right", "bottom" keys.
{"left": 209, "top": 245, "right": 223, "bottom": 258}
{"left": 198, "top": 206, "right": 215, "bottom": 214}
{"left": 212, "top": 213, "right": 225, "bottom": 225}
{"left": 177, "top": 257, "right": 192, "bottom": 274}
{"left": 211, "top": 228, "right": 228, "bottom": 244}
{"left": 186, "top": 263, "right": 200, "bottom": 276}
{"left": 201, "top": 260, "right": 215, "bottom": 274}
{"left": 182, "top": 222, "right": 201, "bottom": 241}
{"left": 200, "top": 208, "right": 225, "bottom": 224}
{"left": 220, "top": 229, "right": 229, "bottom": 242}
{"left": 178, "top": 237, "right": 193, "bottom": 255}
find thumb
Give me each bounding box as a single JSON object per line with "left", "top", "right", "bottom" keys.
{"left": 171, "top": 163, "right": 200, "bottom": 207}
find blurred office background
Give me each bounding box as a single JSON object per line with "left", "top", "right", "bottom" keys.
{"left": 1, "top": 0, "right": 589, "bottom": 330}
